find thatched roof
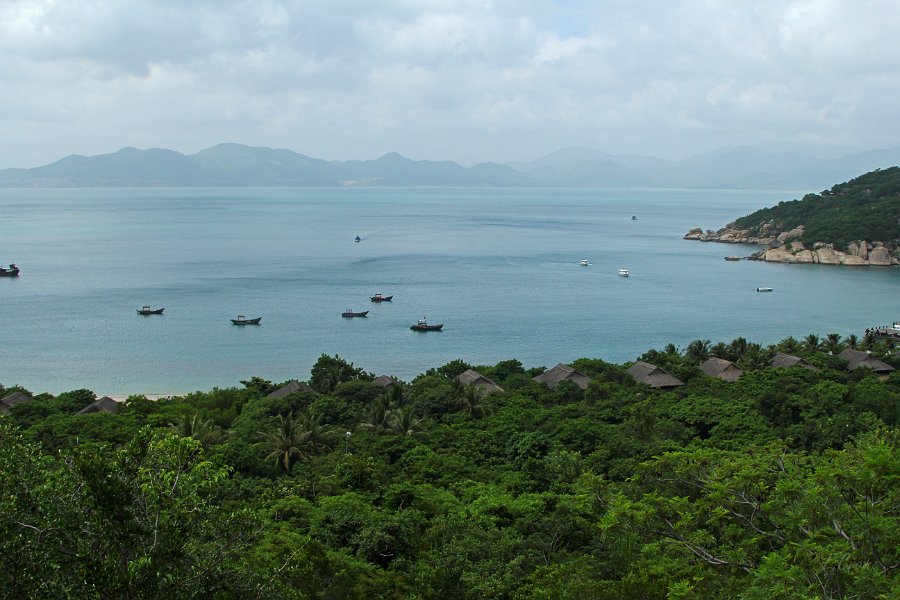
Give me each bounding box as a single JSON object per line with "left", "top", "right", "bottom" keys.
{"left": 372, "top": 375, "right": 400, "bottom": 388}
{"left": 78, "top": 396, "right": 120, "bottom": 414}
{"left": 266, "top": 380, "right": 313, "bottom": 398}
{"left": 533, "top": 363, "right": 591, "bottom": 390}
{"left": 838, "top": 349, "right": 895, "bottom": 374}
{"left": 0, "top": 391, "right": 33, "bottom": 413}
{"left": 771, "top": 352, "right": 818, "bottom": 371}
{"left": 627, "top": 361, "right": 684, "bottom": 389}
{"left": 700, "top": 357, "right": 743, "bottom": 382}
{"left": 456, "top": 369, "right": 503, "bottom": 394}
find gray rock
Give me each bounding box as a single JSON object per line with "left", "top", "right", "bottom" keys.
{"left": 869, "top": 247, "right": 892, "bottom": 266}
{"left": 841, "top": 255, "right": 868, "bottom": 266}
{"left": 816, "top": 248, "right": 841, "bottom": 265}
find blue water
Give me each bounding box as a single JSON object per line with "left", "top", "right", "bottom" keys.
{"left": 1, "top": 187, "right": 898, "bottom": 395}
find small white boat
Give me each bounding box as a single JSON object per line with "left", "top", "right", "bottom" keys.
{"left": 580, "top": 259, "right": 589, "bottom": 266}
{"left": 756, "top": 287, "right": 773, "bottom": 292}
{"left": 618, "top": 268, "right": 629, "bottom": 277}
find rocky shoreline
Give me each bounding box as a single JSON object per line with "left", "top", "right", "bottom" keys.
{"left": 684, "top": 223, "right": 899, "bottom": 266}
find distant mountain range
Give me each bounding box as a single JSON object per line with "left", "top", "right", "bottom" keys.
{"left": 2, "top": 142, "right": 900, "bottom": 190}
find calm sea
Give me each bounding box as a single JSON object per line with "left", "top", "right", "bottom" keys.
{"left": 1, "top": 187, "right": 898, "bottom": 395}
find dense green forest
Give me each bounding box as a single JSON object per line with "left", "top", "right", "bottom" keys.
{"left": 732, "top": 167, "right": 900, "bottom": 248}
{"left": 2, "top": 332, "right": 898, "bottom": 599}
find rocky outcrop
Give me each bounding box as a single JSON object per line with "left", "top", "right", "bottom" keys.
{"left": 869, "top": 246, "right": 892, "bottom": 266}
{"left": 686, "top": 224, "right": 898, "bottom": 267}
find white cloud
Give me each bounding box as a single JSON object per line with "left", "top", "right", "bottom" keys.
{"left": 0, "top": 0, "right": 898, "bottom": 167}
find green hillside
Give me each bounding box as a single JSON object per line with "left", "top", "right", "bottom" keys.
{"left": 733, "top": 167, "right": 900, "bottom": 248}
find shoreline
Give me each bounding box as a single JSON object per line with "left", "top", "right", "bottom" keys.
{"left": 684, "top": 226, "right": 899, "bottom": 267}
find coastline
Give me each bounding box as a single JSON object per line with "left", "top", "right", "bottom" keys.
{"left": 684, "top": 225, "right": 899, "bottom": 267}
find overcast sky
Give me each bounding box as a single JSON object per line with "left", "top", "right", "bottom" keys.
{"left": 2, "top": 0, "right": 899, "bottom": 168}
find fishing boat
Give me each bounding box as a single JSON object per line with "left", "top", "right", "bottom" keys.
{"left": 370, "top": 294, "right": 393, "bottom": 302}
{"left": 342, "top": 309, "right": 369, "bottom": 318}
{"left": 618, "top": 268, "right": 630, "bottom": 277}
{"left": 724, "top": 256, "right": 741, "bottom": 261}
{"left": 231, "top": 315, "right": 262, "bottom": 325}
{"left": 756, "top": 287, "right": 773, "bottom": 292}
{"left": 136, "top": 306, "right": 164, "bottom": 315}
{"left": 355, "top": 235, "right": 361, "bottom": 242}
{"left": 580, "top": 259, "right": 589, "bottom": 266}
{"left": 410, "top": 317, "right": 443, "bottom": 332}
{"left": 0, "top": 263, "right": 19, "bottom": 277}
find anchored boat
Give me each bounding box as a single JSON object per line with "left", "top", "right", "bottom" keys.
{"left": 410, "top": 317, "right": 443, "bottom": 332}
{"left": 231, "top": 315, "right": 262, "bottom": 325}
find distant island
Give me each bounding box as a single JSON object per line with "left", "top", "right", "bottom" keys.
{"left": 685, "top": 167, "right": 900, "bottom": 266}
{"left": 3, "top": 142, "right": 900, "bottom": 189}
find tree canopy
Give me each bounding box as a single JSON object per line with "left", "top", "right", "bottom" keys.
{"left": 1, "top": 334, "right": 898, "bottom": 598}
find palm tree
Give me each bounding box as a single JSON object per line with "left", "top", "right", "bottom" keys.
{"left": 170, "top": 413, "right": 218, "bottom": 445}
{"left": 729, "top": 337, "right": 749, "bottom": 361}
{"left": 845, "top": 334, "right": 859, "bottom": 349}
{"left": 739, "top": 342, "right": 770, "bottom": 370}
{"left": 454, "top": 381, "right": 493, "bottom": 418}
{"left": 862, "top": 330, "right": 878, "bottom": 350}
{"left": 804, "top": 333, "right": 821, "bottom": 353}
{"left": 710, "top": 342, "right": 730, "bottom": 360}
{"left": 822, "top": 333, "right": 844, "bottom": 355}
{"left": 389, "top": 406, "right": 423, "bottom": 437}
{"left": 260, "top": 411, "right": 330, "bottom": 472}
{"left": 778, "top": 336, "right": 801, "bottom": 354}
{"left": 358, "top": 395, "right": 391, "bottom": 434}
{"left": 684, "top": 339, "right": 711, "bottom": 365}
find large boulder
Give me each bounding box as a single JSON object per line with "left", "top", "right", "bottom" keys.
{"left": 777, "top": 225, "right": 804, "bottom": 243}
{"left": 683, "top": 227, "right": 703, "bottom": 240}
{"left": 816, "top": 247, "right": 841, "bottom": 265}
{"left": 840, "top": 254, "right": 868, "bottom": 266}
{"left": 764, "top": 248, "right": 796, "bottom": 263}
{"left": 869, "top": 247, "right": 892, "bottom": 266}
{"left": 795, "top": 250, "right": 814, "bottom": 263}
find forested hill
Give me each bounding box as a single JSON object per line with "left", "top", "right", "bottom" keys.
{"left": 733, "top": 167, "right": 900, "bottom": 248}
{"left": 1, "top": 333, "right": 899, "bottom": 598}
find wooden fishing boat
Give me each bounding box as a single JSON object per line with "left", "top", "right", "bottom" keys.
{"left": 137, "top": 306, "right": 164, "bottom": 315}
{"left": 342, "top": 309, "right": 369, "bottom": 318}
{"left": 231, "top": 315, "right": 262, "bottom": 325}
{"left": 370, "top": 294, "right": 393, "bottom": 302}
{"left": 410, "top": 318, "right": 443, "bottom": 332}
{"left": 0, "top": 263, "right": 19, "bottom": 277}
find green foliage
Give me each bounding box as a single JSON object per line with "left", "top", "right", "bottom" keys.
{"left": 309, "top": 354, "right": 372, "bottom": 393}
{"left": 733, "top": 167, "right": 900, "bottom": 248}
{"left": 2, "top": 339, "right": 898, "bottom": 597}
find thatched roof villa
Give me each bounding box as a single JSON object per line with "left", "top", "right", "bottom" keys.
{"left": 700, "top": 357, "right": 743, "bottom": 382}
{"left": 372, "top": 375, "right": 400, "bottom": 388}
{"left": 771, "top": 353, "right": 818, "bottom": 371}
{"left": 0, "top": 391, "right": 33, "bottom": 413}
{"left": 266, "top": 380, "right": 313, "bottom": 398}
{"left": 838, "top": 348, "right": 895, "bottom": 377}
{"left": 533, "top": 363, "right": 591, "bottom": 390}
{"left": 78, "top": 396, "right": 120, "bottom": 414}
{"left": 627, "top": 361, "right": 684, "bottom": 389}
{"left": 456, "top": 369, "right": 504, "bottom": 394}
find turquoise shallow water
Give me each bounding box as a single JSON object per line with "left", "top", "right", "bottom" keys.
{"left": 1, "top": 187, "right": 898, "bottom": 395}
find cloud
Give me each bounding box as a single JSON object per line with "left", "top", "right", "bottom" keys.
{"left": 0, "top": 0, "right": 898, "bottom": 167}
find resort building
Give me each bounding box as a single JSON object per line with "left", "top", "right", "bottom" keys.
{"left": 533, "top": 363, "right": 592, "bottom": 390}
{"left": 627, "top": 361, "right": 684, "bottom": 389}
{"left": 700, "top": 357, "right": 743, "bottom": 382}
